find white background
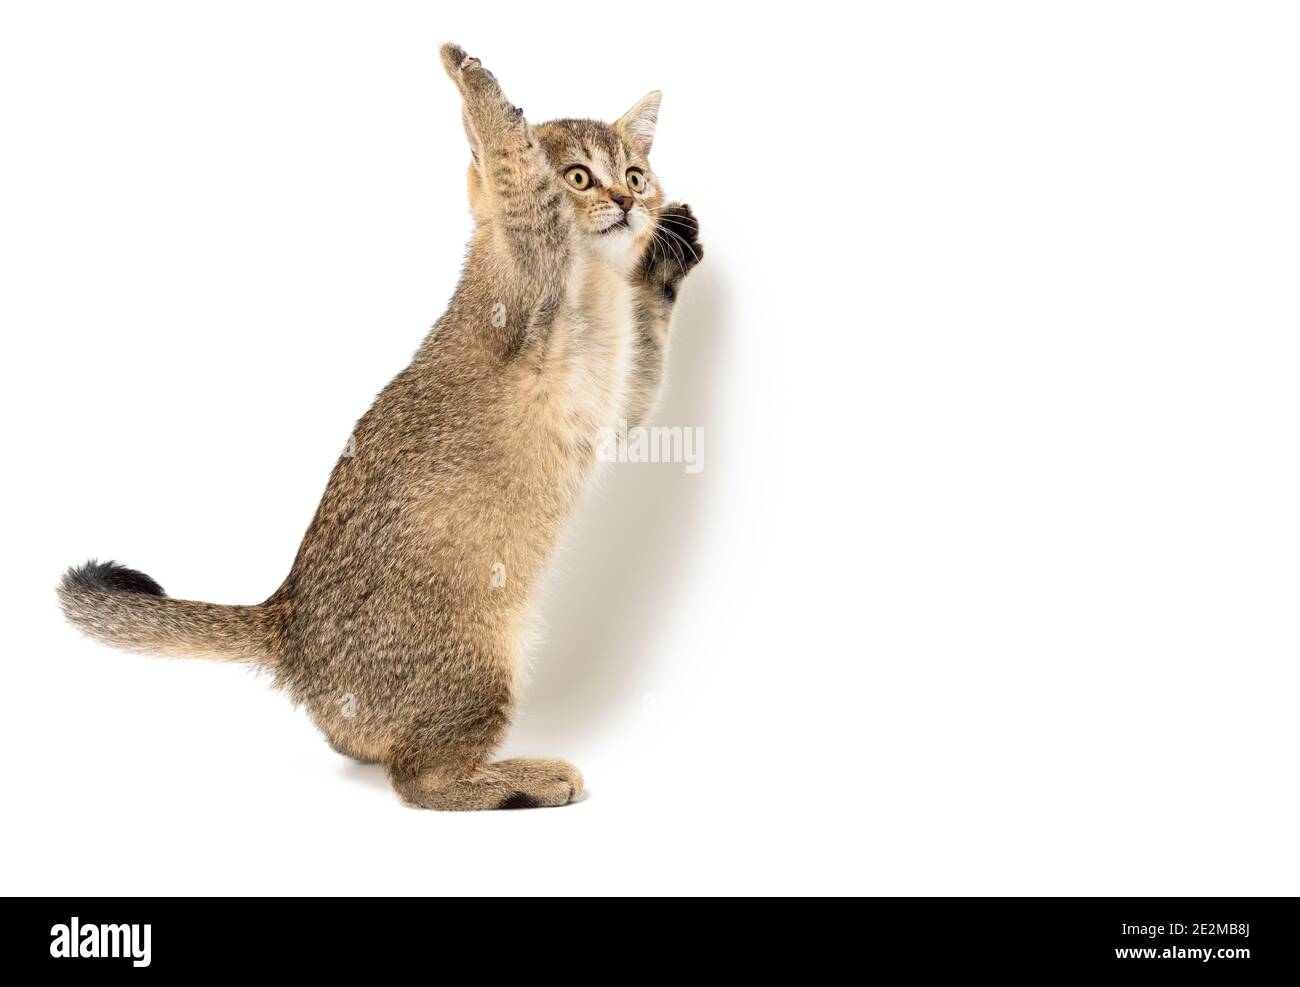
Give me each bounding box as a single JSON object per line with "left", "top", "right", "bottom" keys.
{"left": 1, "top": 1, "right": 1297, "bottom": 896}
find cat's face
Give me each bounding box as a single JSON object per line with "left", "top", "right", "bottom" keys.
{"left": 535, "top": 93, "right": 663, "bottom": 269}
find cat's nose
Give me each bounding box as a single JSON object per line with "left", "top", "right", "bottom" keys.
{"left": 612, "top": 193, "right": 634, "bottom": 213}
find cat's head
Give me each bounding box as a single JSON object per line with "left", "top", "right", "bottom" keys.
{"left": 532, "top": 93, "right": 663, "bottom": 268}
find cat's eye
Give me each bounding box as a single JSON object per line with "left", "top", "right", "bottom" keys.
{"left": 626, "top": 169, "right": 646, "bottom": 192}
{"left": 564, "top": 166, "right": 592, "bottom": 191}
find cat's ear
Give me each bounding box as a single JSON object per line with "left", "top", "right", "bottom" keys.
{"left": 615, "top": 91, "right": 662, "bottom": 157}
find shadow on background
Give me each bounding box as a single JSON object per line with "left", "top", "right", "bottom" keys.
{"left": 507, "top": 268, "right": 728, "bottom": 753}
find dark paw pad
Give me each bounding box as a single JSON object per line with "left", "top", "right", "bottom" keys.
{"left": 498, "top": 792, "right": 540, "bottom": 810}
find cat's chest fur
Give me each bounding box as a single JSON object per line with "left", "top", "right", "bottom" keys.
{"left": 534, "top": 255, "right": 636, "bottom": 449}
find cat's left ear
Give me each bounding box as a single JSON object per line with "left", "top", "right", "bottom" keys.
{"left": 616, "top": 91, "right": 662, "bottom": 157}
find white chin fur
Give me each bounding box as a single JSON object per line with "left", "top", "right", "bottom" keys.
{"left": 588, "top": 210, "right": 646, "bottom": 271}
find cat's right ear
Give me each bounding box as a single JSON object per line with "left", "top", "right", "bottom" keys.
{"left": 616, "top": 91, "right": 662, "bottom": 157}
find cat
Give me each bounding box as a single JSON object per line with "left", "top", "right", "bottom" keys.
{"left": 58, "top": 44, "right": 703, "bottom": 810}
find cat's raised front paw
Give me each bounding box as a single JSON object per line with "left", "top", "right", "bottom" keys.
{"left": 658, "top": 202, "right": 703, "bottom": 271}
{"left": 439, "top": 43, "right": 525, "bottom": 139}
{"left": 640, "top": 202, "right": 704, "bottom": 300}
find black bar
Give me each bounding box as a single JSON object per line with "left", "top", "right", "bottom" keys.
{"left": 2, "top": 897, "right": 1289, "bottom": 976}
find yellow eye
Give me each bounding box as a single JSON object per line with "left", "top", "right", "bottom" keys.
{"left": 564, "top": 166, "right": 592, "bottom": 190}
{"left": 626, "top": 169, "right": 646, "bottom": 192}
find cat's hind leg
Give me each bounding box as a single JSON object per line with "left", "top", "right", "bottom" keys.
{"left": 390, "top": 757, "right": 583, "bottom": 811}
{"left": 386, "top": 685, "right": 583, "bottom": 810}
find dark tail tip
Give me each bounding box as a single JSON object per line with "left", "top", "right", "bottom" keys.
{"left": 60, "top": 559, "right": 165, "bottom": 597}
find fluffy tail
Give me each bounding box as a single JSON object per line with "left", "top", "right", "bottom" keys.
{"left": 58, "top": 560, "right": 282, "bottom": 665}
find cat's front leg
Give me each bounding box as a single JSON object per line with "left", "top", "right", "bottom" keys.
{"left": 639, "top": 202, "right": 703, "bottom": 306}
{"left": 439, "top": 44, "right": 529, "bottom": 156}
{"left": 440, "top": 43, "right": 571, "bottom": 293}
{"left": 625, "top": 202, "right": 704, "bottom": 426}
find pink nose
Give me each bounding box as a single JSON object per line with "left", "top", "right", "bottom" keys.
{"left": 612, "top": 194, "right": 633, "bottom": 212}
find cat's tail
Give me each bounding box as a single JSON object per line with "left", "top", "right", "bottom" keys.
{"left": 57, "top": 559, "right": 283, "bottom": 666}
